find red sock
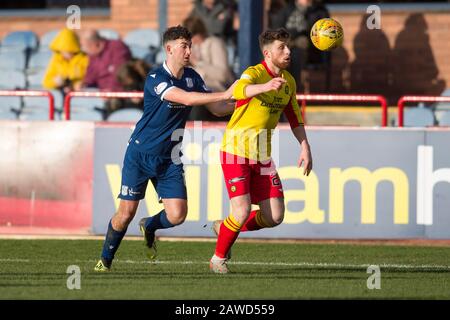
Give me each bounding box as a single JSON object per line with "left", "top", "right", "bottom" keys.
{"left": 241, "top": 210, "right": 266, "bottom": 232}
{"left": 214, "top": 215, "right": 241, "bottom": 259}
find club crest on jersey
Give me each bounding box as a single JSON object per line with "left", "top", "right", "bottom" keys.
{"left": 186, "top": 77, "right": 194, "bottom": 88}
{"left": 154, "top": 82, "right": 168, "bottom": 95}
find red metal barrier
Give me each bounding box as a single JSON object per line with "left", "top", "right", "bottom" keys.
{"left": 0, "top": 90, "right": 55, "bottom": 120}
{"left": 64, "top": 91, "right": 144, "bottom": 120}
{"left": 296, "top": 94, "right": 388, "bottom": 127}
{"left": 397, "top": 95, "right": 450, "bottom": 127}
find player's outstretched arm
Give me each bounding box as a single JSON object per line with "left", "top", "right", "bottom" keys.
{"left": 292, "top": 125, "right": 313, "bottom": 176}
{"left": 163, "top": 82, "right": 235, "bottom": 107}
{"left": 238, "top": 77, "right": 286, "bottom": 99}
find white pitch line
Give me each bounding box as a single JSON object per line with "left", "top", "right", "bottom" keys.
{"left": 1, "top": 258, "right": 450, "bottom": 271}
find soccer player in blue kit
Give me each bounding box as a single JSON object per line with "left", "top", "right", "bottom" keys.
{"left": 95, "top": 26, "right": 235, "bottom": 271}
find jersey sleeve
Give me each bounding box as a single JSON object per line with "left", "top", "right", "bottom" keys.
{"left": 233, "top": 67, "right": 261, "bottom": 100}
{"left": 145, "top": 72, "right": 176, "bottom": 101}
{"left": 283, "top": 77, "right": 304, "bottom": 129}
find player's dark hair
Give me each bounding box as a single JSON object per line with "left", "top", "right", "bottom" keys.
{"left": 162, "top": 25, "right": 192, "bottom": 45}
{"left": 258, "top": 28, "right": 290, "bottom": 51}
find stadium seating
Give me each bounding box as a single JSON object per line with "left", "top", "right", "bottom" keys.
{"left": 98, "top": 28, "right": 120, "bottom": 40}
{"left": 124, "top": 28, "right": 160, "bottom": 62}
{"left": 107, "top": 108, "right": 143, "bottom": 122}
{"left": 155, "top": 49, "right": 166, "bottom": 65}
{"left": 124, "top": 28, "right": 160, "bottom": 50}
{"left": 39, "top": 29, "right": 60, "bottom": 50}
{"left": 69, "top": 106, "right": 104, "bottom": 121}
{"left": 403, "top": 103, "right": 435, "bottom": 127}
{"left": 23, "top": 89, "right": 63, "bottom": 109}
{"left": 26, "top": 50, "right": 52, "bottom": 75}
{"left": 1, "top": 31, "right": 39, "bottom": 53}
{"left": 0, "top": 70, "right": 27, "bottom": 89}
{"left": 0, "top": 96, "right": 21, "bottom": 119}
{"left": 0, "top": 51, "right": 27, "bottom": 71}
{"left": 438, "top": 110, "right": 450, "bottom": 126}
{"left": 26, "top": 69, "right": 46, "bottom": 88}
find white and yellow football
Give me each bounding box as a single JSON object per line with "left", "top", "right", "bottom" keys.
{"left": 310, "top": 18, "right": 344, "bottom": 51}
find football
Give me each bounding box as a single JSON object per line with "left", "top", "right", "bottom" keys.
{"left": 310, "top": 18, "right": 344, "bottom": 51}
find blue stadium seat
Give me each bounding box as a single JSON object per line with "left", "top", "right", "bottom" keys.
{"left": 124, "top": 28, "right": 160, "bottom": 49}
{"left": 155, "top": 49, "right": 166, "bottom": 65}
{"left": 0, "top": 70, "right": 27, "bottom": 89}
{"left": 98, "top": 28, "right": 120, "bottom": 40}
{"left": 70, "top": 107, "right": 104, "bottom": 121}
{"left": 107, "top": 108, "right": 143, "bottom": 122}
{"left": 438, "top": 111, "right": 450, "bottom": 126}
{"left": 70, "top": 96, "right": 106, "bottom": 110}
{"left": 19, "top": 106, "right": 53, "bottom": 121}
{"left": 39, "top": 30, "right": 60, "bottom": 49}
{"left": 23, "top": 89, "right": 63, "bottom": 110}
{"left": 403, "top": 105, "right": 435, "bottom": 127}
{"left": 127, "top": 45, "right": 151, "bottom": 60}
{"left": 1, "top": 31, "right": 39, "bottom": 52}
{"left": 27, "top": 50, "right": 52, "bottom": 74}
{"left": 433, "top": 88, "right": 450, "bottom": 110}
{"left": 26, "top": 69, "right": 46, "bottom": 88}
{"left": 0, "top": 109, "right": 18, "bottom": 120}
{"left": 0, "top": 51, "right": 27, "bottom": 70}
{"left": 0, "top": 96, "right": 22, "bottom": 119}
{"left": 124, "top": 29, "right": 160, "bottom": 62}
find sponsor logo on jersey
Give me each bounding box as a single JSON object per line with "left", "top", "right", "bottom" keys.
{"left": 186, "top": 77, "right": 193, "bottom": 88}
{"left": 154, "top": 82, "right": 168, "bottom": 95}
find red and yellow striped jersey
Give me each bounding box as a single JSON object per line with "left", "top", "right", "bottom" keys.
{"left": 221, "top": 61, "right": 303, "bottom": 161}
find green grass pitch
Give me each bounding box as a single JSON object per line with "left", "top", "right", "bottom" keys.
{"left": 0, "top": 239, "right": 449, "bottom": 299}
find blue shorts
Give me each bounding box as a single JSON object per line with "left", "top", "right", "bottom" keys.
{"left": 118, "top": 146, "right": 187, "bottom": 201}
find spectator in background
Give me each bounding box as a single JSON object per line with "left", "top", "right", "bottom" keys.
{"left": 42, "top": 28, "right": 89, "bottom": 93}
{"left": 183, "top": 16, "right": 235, "bottom": 92}
{"left": 268, "top": 0, "right": 290, "bottom": 30}
{"left": 80, "top": 29, "right": 132, "bottom": 115}
{"left": 116, "top": 58, "right": 152, "bottom": 110}
{"left": 79, "top": 30, "right": 131, "bottom": 91}
{"left": 183, "top": 16, "right": 235, "bottom": 121}
{"left": 189, "top": 0, "right": 237, "bottom": 45}
{"left": 284, "top": 0, "right": 329, "bottom": 90}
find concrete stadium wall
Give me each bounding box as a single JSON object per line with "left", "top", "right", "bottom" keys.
{"left": 0, "top": 1, "right": 448, "bottom": 103}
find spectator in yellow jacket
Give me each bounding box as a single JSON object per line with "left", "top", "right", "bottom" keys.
{"left": 42, "top": 28, "right": 89, "bottom": 92}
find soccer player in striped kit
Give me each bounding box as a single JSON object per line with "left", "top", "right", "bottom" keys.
{"left": 210, "top": 28, "right": 313, "bottom": 273}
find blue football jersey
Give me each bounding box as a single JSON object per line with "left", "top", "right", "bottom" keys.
{"left": 128, "top": 62, "right": 210, "bottom": 157}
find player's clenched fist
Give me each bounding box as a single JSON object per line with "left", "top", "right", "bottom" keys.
{"left": 264, "top": 77, "right": 286, "bottom": 92}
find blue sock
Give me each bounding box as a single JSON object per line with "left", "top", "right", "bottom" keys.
{"left": 144, "top": 210, "right": 174, "bottom": 232}
{"left": 101, "top": 220, "right": 127, "bottom": 264}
